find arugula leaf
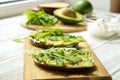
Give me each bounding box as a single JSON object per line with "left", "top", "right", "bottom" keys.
{"left": 13, "top": 38, "right": 24, "bottom": 43}
{"left": 66, "top": 56, "right": 82, "bottom": 63}
{"left": 24, "top": 10, "right": 58, "bottom": 27}
{"left": 56, "top": 58, "right": 63, "bottom": 66}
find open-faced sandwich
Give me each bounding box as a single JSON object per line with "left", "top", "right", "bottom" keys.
{"left": 29, "top": 29, "right": 84, "bottom": 48}
{"left": 28, "top": 48, "right": 94, "bottom": 72}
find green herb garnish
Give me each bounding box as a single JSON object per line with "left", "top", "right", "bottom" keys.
{"left": 24, "top": 10, "right": 58, "bottom": 27}
{"left": 13, "top": 38, "right": 24, "bottom": 43}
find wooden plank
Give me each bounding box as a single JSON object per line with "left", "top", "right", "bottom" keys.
{"left": 21, "top": 21, "right": 86, "bottom": 33}
{"left": 24, "top": 38, "right": 112, "bottom": 80}
{"left": 0, "top": 54, "right": 23, "bottom": 80}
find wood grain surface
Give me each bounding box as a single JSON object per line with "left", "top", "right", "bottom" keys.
{"left": 24, "top": 38, "right": 112, "bottom": 80}
{"left": 21, "top": 21, "right": 86, "bottom": 33}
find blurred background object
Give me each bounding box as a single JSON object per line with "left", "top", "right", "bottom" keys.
{"left": 38, "top": 2, "right": 69, "bottom": 14}
{"left": 0, "top": 0, "right": 120, "bottom": 19}
{"left": 111, "top": 0, "right": 120, "bottom": 13}
{"left": 64, "top": 0, "right": 111, "bottom": 12}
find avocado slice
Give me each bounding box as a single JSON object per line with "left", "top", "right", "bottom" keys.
{"left": 54, "top": 8, "right": 83, "bottom": 24}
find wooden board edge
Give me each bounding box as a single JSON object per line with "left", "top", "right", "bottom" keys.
{"left": 21, "top": 22, "right": 86, "bottom": 33}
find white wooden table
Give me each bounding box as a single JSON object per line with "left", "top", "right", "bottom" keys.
{"left": 0, "top": 13, "right": 120, "bottom": 80}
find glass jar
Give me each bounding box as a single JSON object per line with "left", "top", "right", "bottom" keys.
{"left": 84, "top": 12, "right": 120, "bottom": 38}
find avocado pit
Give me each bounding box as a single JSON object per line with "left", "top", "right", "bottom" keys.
{"left": 62, "top": 8, "right": 77, "bottom": 18}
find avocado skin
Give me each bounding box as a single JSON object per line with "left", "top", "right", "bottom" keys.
{"left": 72, "top": 0, "right": 93, "bottom": 14}
{"left": 54, "top": 14, "right": 82, "bottom": 24}
{"left": 54, "top": 8, "right": 83, "bottom": 24}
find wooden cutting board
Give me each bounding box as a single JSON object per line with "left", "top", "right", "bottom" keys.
{"left": 24, "top": 38, "right": 112, "bottom": 80}
{"left": 21, "top": 21, "right": 86, "bottom": 33}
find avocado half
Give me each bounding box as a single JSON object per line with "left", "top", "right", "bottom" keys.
{"left": 54, "top": 8, "right": 83, "bottom": 24}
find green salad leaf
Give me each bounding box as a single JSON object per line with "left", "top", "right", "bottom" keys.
{"left": 24, "top": 10, "right": 58, "bottom": 27}
{"left": 13, "top": 38, "right": 24, "bottom": 43}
